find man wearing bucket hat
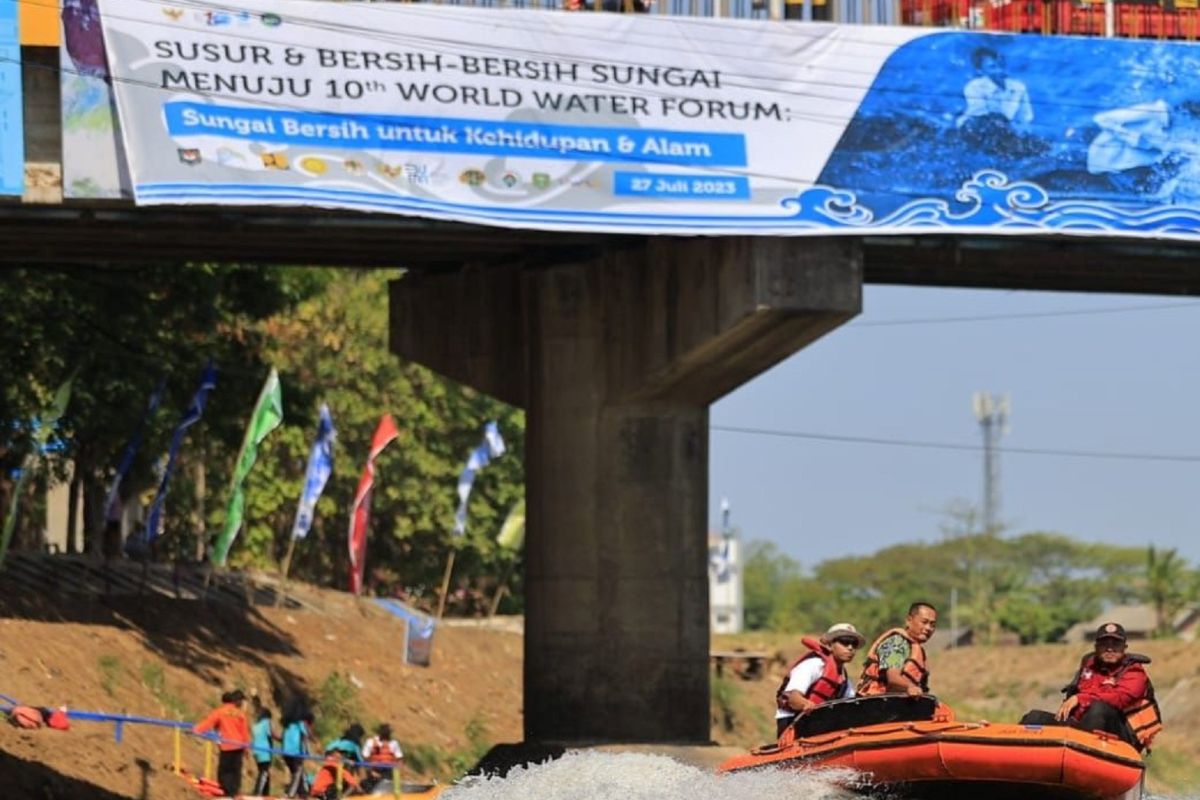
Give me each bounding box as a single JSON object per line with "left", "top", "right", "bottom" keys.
{"left": 1018, "top": 622, "right": 1163, "bottom": 751}
{"left": 774, "top": 622, "right": 865, "bottom": 736}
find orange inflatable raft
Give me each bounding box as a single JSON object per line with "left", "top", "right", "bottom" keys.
{"left": 718, "top": 695, "right": 1145, "bottom": 800}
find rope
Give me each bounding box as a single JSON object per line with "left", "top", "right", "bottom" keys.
{"left": 1, "top": 692, "right": 397, "bottom": 769}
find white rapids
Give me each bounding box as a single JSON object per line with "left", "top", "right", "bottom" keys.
{"left": 442, "top": 750, "right": 859, "bottom": 800}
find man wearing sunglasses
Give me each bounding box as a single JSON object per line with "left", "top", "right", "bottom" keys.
{"left": 1018, "top": 622, "right": 1163, "bottom": 751}
{"left": 774, "top": 623, "right": 866, "bottom": 737}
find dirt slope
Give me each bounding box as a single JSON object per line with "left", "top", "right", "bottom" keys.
{"left": 0, "top": 581, "right": 522, "bottom": 799}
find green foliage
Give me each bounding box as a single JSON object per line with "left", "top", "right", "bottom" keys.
{"left": 710, "top": 675, "right": 738, "bottom": 732}
{"left": 398, "top": 712, "right": 492, "bottom": 782}
{"left": 312, "top": 671, "right": 366, "bottom": 743}
{"left": 139, "top": 662, "right": 192, "bottom": 719}
{"left": 1146, "top": 546, "right": 1188, "bottom": 637}
{"left": 97, "top": 654, "right": 122, "bottom": 698}
{"left": 742, "top": 541, "right": 802, "bottom": 630}
{"left": 232, "top": 269, "right": 525, "bottom": 605}
{"left": 0, "top": 264, "right": 326, "bottom": 554}
{"left": 0, "top": 265, "right": 524, "bottom": 605}
{"left": 739, "top": 518, "right": 1178, "bottom": 644}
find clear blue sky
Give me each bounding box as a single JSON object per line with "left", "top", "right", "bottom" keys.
{"left": 710, "top": 285, "right": 1200, "bottom": 569}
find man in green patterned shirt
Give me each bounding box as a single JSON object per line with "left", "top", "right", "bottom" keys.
{"left": 857, "top": 602, "right": 938, "bottom": 696}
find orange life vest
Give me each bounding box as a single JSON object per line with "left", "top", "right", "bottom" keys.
{"left": 775, "top": 637, "right": 849, "bottom": 712}
{"left": 856, "top": 627, "right": 929, "bottom": 696}
{"left": 1066, "top": 653, "right": 1163, "bottom": 751}
{"left": 9, "top": 706, "right": 44, "bottom": 729}
{"left": 366, "top": 737, "right": 399, "bottom": 764}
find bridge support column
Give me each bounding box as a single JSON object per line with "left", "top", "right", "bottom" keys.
{"left": 391, "top": 237, "right": 861, "bottom": 743}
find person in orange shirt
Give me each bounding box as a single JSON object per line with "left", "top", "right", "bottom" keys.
{"left": 193, "top": 689, "right": 251, "bottom": 798}
{"left": 310, "top": 744, "right": 364, "bottom": 799}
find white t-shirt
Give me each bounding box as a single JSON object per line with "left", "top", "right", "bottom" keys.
{"left": 775, "top": 656, "right": 855, "bottom": 719}
{"left": 363, "top": 737, "right": 404, "bottom": 762}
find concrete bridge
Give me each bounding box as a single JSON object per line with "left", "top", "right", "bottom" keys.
{"left": 8, "top": 20, "right": 1200, "bottom": 747}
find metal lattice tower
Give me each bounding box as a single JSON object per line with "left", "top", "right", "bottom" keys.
{"left": 972, "top": 392, "right": 1010, "bottom": 534}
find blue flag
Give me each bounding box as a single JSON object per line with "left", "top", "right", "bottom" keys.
{"left": 291, "top": 404, "right": 336, "bottom": 541}
{"left": 103, "top": 378, "right": 166, "bottom": 523}
{"left": 453, "top": 421, "right": 506, "bottom": 536}
{"left": 128, "top": 363, "right": 217, "bottom": 555}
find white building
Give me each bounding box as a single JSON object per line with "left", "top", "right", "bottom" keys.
{"left": 708, "top": 530, "right": 744, "bottom": 634}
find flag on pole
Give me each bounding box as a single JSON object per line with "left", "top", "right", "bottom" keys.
{"left": 103, "top": 378, "right": 166, "bottom": 523}
{"left": 0, "top": 374, "right": 75, "bottom": 568}
{"left": 348, "top": 414, "right": 399, "bottom": 595}
{"left": 130, "top": 362, "right": 217, "bottom": 555}
{"left": 290, "top": 403, "right": 336, "bottom": 541}
{"left": 454, "top": 421, "right": 506, "bottom": 536}
{"left": 212, "top": 368, "right": 283, "bottom": 567}
{"left": 496, "top": 499, "right": 525, "bottom": 551}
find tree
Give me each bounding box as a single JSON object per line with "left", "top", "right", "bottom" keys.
{"left": 0, "top": 264, "right": 321, "bottom": 555}
{"left": 1145, "top": 546, "right": 1188, "bottom": 637}
{"left": 233, "top": 269, "right": 525, "bottom": 609}
{"left": 741, "top": 540, "right": 802, "bottom": 630}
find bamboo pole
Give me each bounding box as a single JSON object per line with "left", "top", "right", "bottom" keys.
{"left": 276, "top": 535, "right": 298, "bottom": 607}
{"left": 436, "top": 550, "right": 457, "bottom": 620}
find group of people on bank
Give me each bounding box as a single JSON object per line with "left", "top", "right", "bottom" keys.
{"left": 193, "top": 689, "right": 403, "bottom": 798}
{"left": 774, "top": 602, "right": 1163, "bottom": 751}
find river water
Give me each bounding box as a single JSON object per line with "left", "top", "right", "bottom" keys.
{"left": 440, "top": 750, "right": 1185, "bottom": 800}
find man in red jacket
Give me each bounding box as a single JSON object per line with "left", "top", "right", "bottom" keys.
{"left": 1020, "top": 622, "right": 1161, "bottom": 750}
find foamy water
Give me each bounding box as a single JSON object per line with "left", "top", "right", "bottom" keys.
{"left": 442, "top": 751, "right": 858, "bottom": 800}
{"left": 439, "top": 751, "right": 1193, "bottom": 800}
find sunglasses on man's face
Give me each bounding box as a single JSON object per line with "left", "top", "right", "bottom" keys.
{"left": 833, "top": 638, "right": 860, "bottom": 647}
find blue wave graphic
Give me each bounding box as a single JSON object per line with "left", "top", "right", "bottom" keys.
{"left": 782, "top": 170, "right": 1200, "bottom": 235}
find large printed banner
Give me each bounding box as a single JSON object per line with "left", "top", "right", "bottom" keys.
{"left": 0, "top": 0, "right": 22, "bottom": 197}
{"left": 97, "top": 0, "right": 1200, "bottom": 239}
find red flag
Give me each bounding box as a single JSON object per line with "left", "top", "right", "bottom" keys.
{"left": 348, "top": 414, "right": 399, "bottom": 595}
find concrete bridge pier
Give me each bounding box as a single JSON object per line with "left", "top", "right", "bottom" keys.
{"left": 390, "top": 237, "right": 861, "bottom": 744}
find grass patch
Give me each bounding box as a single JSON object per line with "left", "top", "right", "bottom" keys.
{"left": 98, "top": 655, "right": 122, "bottom": 698}
{"left": 403, "top": 712, "right": 493, "bottom": 782}
{"left": 313, "top": 671, "right": 368, "bottom": 742}
{"left": 1145, "top": 746, "right": 1200, "bottom": 794}
{"left": 711, "top": 676, "right": 739, "bottom": 733}
{"left": 139, "top": 662, "right": 192, "bottom": 720}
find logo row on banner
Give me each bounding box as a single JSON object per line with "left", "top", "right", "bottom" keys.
{"left": 40, "top": 0, "right": 1200, "bottom": 241}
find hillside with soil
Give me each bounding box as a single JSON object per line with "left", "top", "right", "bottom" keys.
{"left": 711, "top": 632, "right": 1200, "bottom": 796}
{"left": 4, "top": 580, "right": 1200, "bottom": 799}
{"left": 0, "top": 578, "right": 522, "bottom": 799}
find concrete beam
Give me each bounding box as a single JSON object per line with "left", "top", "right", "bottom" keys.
{"left": 391, "top": 237, "right": 860, "bottom": 744}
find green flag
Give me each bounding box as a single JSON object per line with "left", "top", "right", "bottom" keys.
{"left": 212, "top": 368, "right": 283, "bottom": 566}
{"left": 0, "top": 374, "right": 75, "bottom": 568}
{"left": 496, "top": 499, "right": 525, "bottom": 551}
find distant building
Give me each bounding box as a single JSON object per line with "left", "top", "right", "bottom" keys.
{"left": 708, "top": 530, "right": 743, "bottom": 634}
{"left": 1061, "top": 604, "right": 1200, "bottom": 643}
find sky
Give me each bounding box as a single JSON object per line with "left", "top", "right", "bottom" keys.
{"left": 709, "top": 285, "right": 1200, "bottom": 569}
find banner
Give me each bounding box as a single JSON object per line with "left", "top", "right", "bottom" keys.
{"left": 0, "top": 0, "right": 22, "bottom": 197}
{"left": 132, "top": 362, "right": 217, "bottom": 555}
{"left": 496, "top": 499, "right": 525, "bottom": 552}
{"left": 212, "top": 368, "right": 283, "bottom": 566}
{"left": 0, "top": 375, "right": 74, "bottom": 568}
{"left": 290, "top": 403, "right": 336, "bottom": 541}
{"left": 95, "top": 1, "right": 1200, "bottom": 240}
{"left": 348, "top": 414, "right": 399, "bottom": 595}
{"left": 454, "top": 421, "right": 506, "bottom": 536}
{"left": 61, "top": 0, "right": 132, "bottom": 199}
{"left": 374, "top": 598, "right": 436, "bottom": 667}
{"left": 104, "top": 378, "right": 166, "bottom": 523}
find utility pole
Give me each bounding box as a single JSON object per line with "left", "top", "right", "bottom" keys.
{"left": 971, "top": 392, "right": 1010, "bottom": 535}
